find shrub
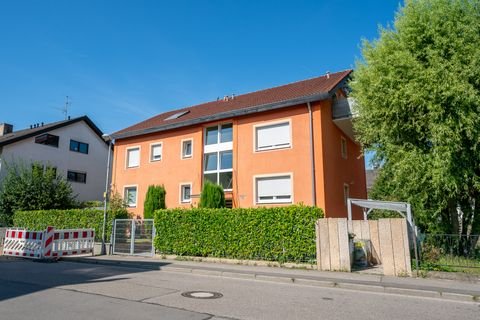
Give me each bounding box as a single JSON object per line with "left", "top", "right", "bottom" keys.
{"left": 143, "top": 185, "right": 166, "bottom": 219}
{"left": 199, "top": 181, "right": 225, "bottom": 208}
{"left": 154, "top": 205, "right": 323, "bottom": 263}
{"left": 13, "top": 208, "right": 129, "bottom": 242}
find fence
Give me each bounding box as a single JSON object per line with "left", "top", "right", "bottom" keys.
{"left": 112, "top": 219, "right": 155, "bottom": 256}
{"left": 316, "top": 218, "right": 412, "bottom": 276}
{"left": 420, "top": 234, "right": 480, "bottom": 272}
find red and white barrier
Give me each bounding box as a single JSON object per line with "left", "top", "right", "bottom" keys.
{"left": 51, "top": 228, "right": 95, "bottom": 257}
{"left": 2, "top": 226, "right": 95, "bottom": 259}
{"left": 3, "top": 228, "right": 44, "bottom": 259}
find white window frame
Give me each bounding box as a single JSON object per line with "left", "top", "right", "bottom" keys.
{"left": 181, "top": 139, "right": 193, "bottom": 159}
{"left": 203, "top": 123, "right": 233, "bottom": 191}
{"left": 124, "top": 185, "right": 138, "bottom": 208}
{"left": 253, "top": 120, "right": 292, "bottom": 152}
{"left": 254, "top": 173, "right": 293, "bottom": 205}
{"left": 126, "top": 146, "right": 141, "bottom": 168}
{"left": 343, "top": 183, "right": 350, "bottom": 207}
{"left": 179, "top": 183, "right": 192, "bottom": 204}
{"left": 204, "top": 123, "right": 233, "bottom": 153}
{"left": 341, "top": 136, "right": 348, "bottom": 159}
{"left": 150, "top": 142, "right": 163, "bottom": 162}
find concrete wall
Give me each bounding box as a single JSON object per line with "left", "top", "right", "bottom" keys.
{"left": 0, "top": 121, "right": 109, "bottom": 201}
{"left": 316, "top": 218, "right": 412, "bottom": 276}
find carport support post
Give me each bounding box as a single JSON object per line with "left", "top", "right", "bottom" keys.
{"left": 407, "top": 203, "right": 420, "bottom": 275}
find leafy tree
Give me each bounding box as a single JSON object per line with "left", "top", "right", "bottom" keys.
{"left": 143, "top": 185, "right": 166, "bottom": 219}
{"left": 199, "top": 181, "right": 226, "bottom": 208}
{"left": 351, "top": 0, "right": 480, "bottom": 234}
{"left": 108, "top": 191, "right": 130, "bottom": 219}
{"left": 0, "top": 161, "right": 77, "bottom": 225}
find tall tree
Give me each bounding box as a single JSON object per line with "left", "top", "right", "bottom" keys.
{"left": 351, "top": 0, "right": 480, "bottom": 234}
{"left": 0, "top": 161, "right": 76, "bottom": 225}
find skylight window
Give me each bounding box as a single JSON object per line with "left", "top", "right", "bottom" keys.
{"left": 164, "top": 110, "right": 190, "bottom": 121}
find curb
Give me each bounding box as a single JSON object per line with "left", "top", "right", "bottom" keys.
{"left": 63, "top": 257, "right": 480, "bottom": 303}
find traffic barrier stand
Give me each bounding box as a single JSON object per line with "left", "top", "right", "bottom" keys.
{"left": 2, "top": 226, "right": 95, "bottom": 260}
{"left": 50, "top": 228, "right": 95, "bottom": 258}
{"left": 2, "top": 228, "right": 44, "bottom": 259}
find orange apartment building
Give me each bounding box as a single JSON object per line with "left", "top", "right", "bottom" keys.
{"left": 110, "top": 70, "right": 366, "bottom": 219}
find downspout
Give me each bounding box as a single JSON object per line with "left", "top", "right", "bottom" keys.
{"left": 307, "top": 102, "right": 317, "bottom": 206}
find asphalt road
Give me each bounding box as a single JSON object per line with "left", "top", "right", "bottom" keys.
{"left": 0, "top": 258, "right": 479, "bottom": 320}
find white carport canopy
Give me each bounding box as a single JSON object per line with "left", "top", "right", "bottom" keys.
{"left": 347, "top": 198, "right": 413, "bottom": 229}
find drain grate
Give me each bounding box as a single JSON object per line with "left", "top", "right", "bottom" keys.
{"left": 181, "top": 291, "right": 223, "bottom": 299}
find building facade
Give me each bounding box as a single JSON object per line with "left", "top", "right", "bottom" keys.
{"left": 111, "top": 70, "right": 366, "bottom": 218}
{"left": 0, "top": 116, "right": 109, "bottom": 202}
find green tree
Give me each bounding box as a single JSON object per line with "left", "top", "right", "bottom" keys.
{"left": 143, "top": 185, "right": 166, "bottom": 219}
{"left": 199, "top": 181, "right": 226, "bottom": 208}
{"left": 0, "top": 161, "right": 77, "bottom": 225}
{"left": 351, "top": 0, "right": 480, "bottom": 234}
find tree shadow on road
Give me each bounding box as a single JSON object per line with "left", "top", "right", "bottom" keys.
{"left": 0, "top": 256, "right": 171, "bottom": 302}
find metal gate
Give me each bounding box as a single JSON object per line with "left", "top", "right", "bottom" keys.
{"left": 112, "top": 219, "right": 155, "bottom": 256}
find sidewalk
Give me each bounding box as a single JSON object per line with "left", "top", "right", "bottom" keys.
{"left": 64, "top": 254, "right": 480, "bottom": 303}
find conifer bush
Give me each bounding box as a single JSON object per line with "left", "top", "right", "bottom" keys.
{"left": 199, "top": 181, "right": 225, "bottom": 208}
{"left": 143, "top": 185, "right": 166, "bottom": 219}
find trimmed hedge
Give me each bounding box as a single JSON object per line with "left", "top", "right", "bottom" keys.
{"left": 13, "top": 209, "right": 129, "bottom": 241}
{"left": 154, "top": 205, "right": 323, "bottom": 263}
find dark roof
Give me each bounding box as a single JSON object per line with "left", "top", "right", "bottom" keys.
{"left": 113, "top": 70, "right": 352, "bottom": 139}
{"left": 0, "top": 116, "right": 105, "bottom": 147}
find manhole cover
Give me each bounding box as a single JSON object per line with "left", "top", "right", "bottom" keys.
{"left": 181, "top": 291, "right": 223, "bottom": 299}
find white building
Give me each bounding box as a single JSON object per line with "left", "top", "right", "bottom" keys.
{"left": 0, "top": 116, "right": 109, "bottom": 202}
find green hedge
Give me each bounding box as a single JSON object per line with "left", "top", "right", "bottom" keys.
{"left": 13, "top": 209, "right": 129, "bottom": 241}
{"left": 154, "top": 205, "right": 323, "bottom": 263}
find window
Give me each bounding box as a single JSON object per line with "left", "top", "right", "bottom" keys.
{"left": 343, "top": 183, "right": 350, "bottom": 207}
{"left": 124, "top": 186, "right": 137, "bottom": 207}
{"left": 70, "top": 140, "right": 89, "bottom": 154}
{"left": 180, "top": 184, "right": 192, "bottom": 203}
{"left": 67, "top": 170, "right": 87, "bottom": 184}
{"left": 341, "top": 137, "right": 348, "bottom": 159}
{"left": 203, "top": 150, "right": 233, "bottom": 190}
{"left": 205, "top": 123, "right": 233, "bottom": 145}
{"left": 255, "top": 122, "right": 291, "bottom": 151}
{"left": 35, "top": 134, "right": 59, "bottom": 148}
{"left": 126, "top": 147, "right": 140, "bottom": 168}
{"left": 255, "top": 175, "right": 292, "bottom": 204}
{"left": 203, "top": 123, "right": 233, "bottom": 190}
{"left": 150, "top": 143, "right": 162, "bottom": 162}
{"left": 182, "top": 139, "right": 193, "bottom": 159}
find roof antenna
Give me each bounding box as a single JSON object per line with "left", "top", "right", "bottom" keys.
{"left": 63, "top": 96, "right": 70, "bottom": 120}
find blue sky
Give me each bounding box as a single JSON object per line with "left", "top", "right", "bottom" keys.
{"left": 0, "top": 0, "right": 401, "bottom": 138}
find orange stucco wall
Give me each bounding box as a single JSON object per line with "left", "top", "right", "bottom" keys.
{"left": 112, "top": 126, "right": 204, "bottom": 217}
{"left": 111, "top": 98, "right": 366, "bottom": 218}
{"left": 318, "top": 98, "right": 367, "bottom": 219}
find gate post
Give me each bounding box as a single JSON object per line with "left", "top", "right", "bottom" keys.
{"left": 130, "top": 220, "right": 135, "bottom": 255}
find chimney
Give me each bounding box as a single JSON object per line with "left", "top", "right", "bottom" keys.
{"left": 326, "top": 71, "right": 330, "bottom": 79}
{"left": 0, "top": 123, "right": 13, "bottom": 136}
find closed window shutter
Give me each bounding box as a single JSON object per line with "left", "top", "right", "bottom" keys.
{"left": 152, "top": 145, "right": 162, "bottom": 160}
{"left": 128, "top": 148, "right": 140, "bottom": 167}
{"left": 256, "top": 122, "right": 291, "bottom": 150}
{"left": 257, "top": 176, "right": 292, "bottom": 202}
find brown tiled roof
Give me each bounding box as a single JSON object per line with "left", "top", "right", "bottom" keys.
{"left": 113, "top": 70, "right": 352, "bottom": 139}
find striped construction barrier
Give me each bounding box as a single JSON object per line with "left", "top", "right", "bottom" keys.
{"left": 2, "top": 226, "right": 95, "bottom": 259}
{"left": 2, "top": 228, "right": 44, "bottom": 259}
